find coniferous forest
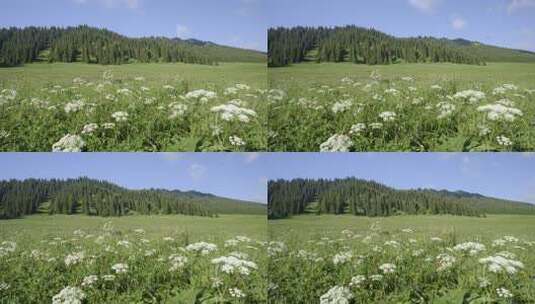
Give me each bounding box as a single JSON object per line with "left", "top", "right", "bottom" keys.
{"left": 0, "top": 177, "right": 266, "bottom": 219}
{"left": 0, "top": 25, "right": 265, "bottom": 67}
{"left": 268, "top": 25, "right": 487, "bottom": 67}
{"left": 268, "top": 178, "right": 535, "bottom": 219}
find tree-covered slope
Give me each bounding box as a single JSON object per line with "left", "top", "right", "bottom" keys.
{"left": 0, "top": 25, "right": 266, "bottom": 67}
{"left": 268, "top": 25, "right": 535, "bottom": 67}
{"left": 0, "top": 178, "right": 265, "bottom": 219}
{"left": 268, "top": 178, "right": 535, "bottom": 219}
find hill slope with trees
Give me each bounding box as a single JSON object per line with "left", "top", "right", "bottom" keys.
{"left": 0, "top": 178, "right": 266, "bottom": 219}
{"left": 0, "top": 25, "right": 266, "bottom": 67}
{"left": 268, "top": 178, "right": 535, "bottom": 219}
{"left": 268, "top": 25, "right": 535, "bottom": 67}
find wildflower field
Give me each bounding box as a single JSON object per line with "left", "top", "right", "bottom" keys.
{"left": 0, "top": 214, "right": 267, "bottom": 303}
{"left": 268, "top": 215, "right": 535, "bottom": 303}
{"left": 268, "top": 62, "right": 535, "bottom": 152}
{"left": 0, "top": 62, "right": 267, "bottom": 152}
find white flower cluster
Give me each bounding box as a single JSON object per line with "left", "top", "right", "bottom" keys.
{"left": 81, "top": 123, "right": 99, "bottom": 135}
{"left": 453, "top": 90, "right": 486, "bottom": 103}
{"left": 81, "top": 275, "right": 98, "bottom": 287}
{"left": 493, "top": 236, "right": 519, "bottom": 247}
{"left": 479, "top": 255, "right": 524, "bottom": 274}
{"left": 169, "top": 254, "right": 188, "bottom": 271}
{"left": 111, "top": 263, "right": 129, "bottom": 274}
{"left": 453, "top": 242, "right": 486, "bottom": 255}
{"left": 349, "top": 123, "right": 366, "bottom": 135}
{"left": 320, "top": 134, "right": 353, "bottom": 152}
{"left": 331, "top": 99, "right": 353, "bottom": 114}
{"left": 111, "top": 111, "right": 129, "bottom": 122}
{"left": 185, "top": 89, "right": 217, "bottom": 102}
{"left": 52, "top": 134, "right": 86, "bottom": 152}
{"left": 379, "top": 111, "right": 396, "bottom": 122}
{"left": 185, "top": 242, "right": 218, "bottom": 255}
{"left": 64, "top": 100, "right": 85, "bottom": 113}
{"left": 52, "top": 286, "right": 86, "bottom": 304}
{"left": 64, "top": 252, "right": 85, "bottom": 267}
{"left": 496, "top": 135, "right": 513, "bottom": 147}
{"left": 224, "top": 83, "right": 250, "bottom": 95}
{"left": 349, "top": 275, "right": 366, "bottom": 287}
{"left": 168, "top": 102, "right": 188, "bottom": 119}
{"left": 229, "top": 135, "right": 246, "bottom": 147}
{"left": 477, "top": 103, "right": 522, "bottom": 121}
{"left": 436, "top": 253, "right": 456, "bottom": 271}
{"left": 493, "top": 84, "right": 518, "bottom": 95}
{"left": 320, "top": 286, "right": 353, "bottom": 304}
{"left": 436, "top": 102, "right": 456, "bottom": 119}
{"left": 228, "top": 287, "right": 246, "bottom": 298}
{"left": 332, "top": 251, "right": 353, "bottom": 265}
{"left": 211, "top": 103, "right": 257, "bottom": 123}
{"left": 267, "top": 241, "right": 286, "bottom": 256}
{"left": 0, "top": 241, "right": 16, "bottom": 257}
{"left": 211, "top": 255, "right": 257, "bottom": 275}
{"left": 379, "top": 263, "right": 396, "bottom": 274}
{"left": 496, "top": 287, "right": 513, "bottom": 298}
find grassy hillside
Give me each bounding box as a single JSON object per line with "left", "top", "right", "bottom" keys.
{"left": 449, "top": 38, "right": 535, "bottom": 63}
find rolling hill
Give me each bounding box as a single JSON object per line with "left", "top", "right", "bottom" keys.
{"left": 268, "top": 178, "right": 535, "bottom": 219}
{"left": 447, "top": 38, "right": 535, "bottom": 63}
{"left": 0, "top": 177, "right": 266, "bottom": 219}
{"left": 0, "top": 25, "right": 266, "bottom": 66}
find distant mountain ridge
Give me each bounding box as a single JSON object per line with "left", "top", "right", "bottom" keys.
{"left": 0, "top": 25, "right": 266, "bottom": 66}
{"left": 0, "top": 177, "right": 265, "bottom": 219}
{"left": 268, "top": 177, "right": 535, "bottom": 219}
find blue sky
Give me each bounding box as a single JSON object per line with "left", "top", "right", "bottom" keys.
{"left": 2, "top": 153, "right": 535, "bottom": 205}
{"left": 0, "top": 0, "right": 267, "bottom": 51}
{"left": 262, "top": 153, "right": 535, "bottom": 204}
{"left": 0, "top": 153, "right": 267, "bottom": 203}
{"left": 267, "top": 0, "right": 535, "bottom": 52}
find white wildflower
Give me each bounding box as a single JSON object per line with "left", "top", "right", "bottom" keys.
{"left": 320, "top": 134, "right": 353, "bottom": 152}
{"left": 320, "top": 286, "right": 353, "bottom": 304}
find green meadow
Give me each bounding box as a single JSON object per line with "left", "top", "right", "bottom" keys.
{"left": 0, "top": 214, "right": 267, "bottom": 303}
{"left": 0, "top": 62, "right": 267, "bottom": 152}
{"left": 268, "top": 62, "right": 535, "bottom": 152}
{"left": 268, "top": 214, "right": 535, "bottom": 303}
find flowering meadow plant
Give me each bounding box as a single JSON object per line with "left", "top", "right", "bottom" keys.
{"left": 0, "top": 70, "right": 267, "bottom": 152}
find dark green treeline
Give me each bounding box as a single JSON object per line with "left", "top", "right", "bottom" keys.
{"left": 0, "top": 178, "right": 214, "bottom": 219}
{"left": 268, "top": 26, "right": 485, "bottom": 67}
{"left": 0, "top": 25, "right": 265, "bottom": 67}
{"left": 268, "top": 178, "right": 535, "bottom": 219}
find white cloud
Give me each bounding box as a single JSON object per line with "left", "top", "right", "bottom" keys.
{"left": 188, "top": 163, "right": 206, "bottom": 180}
{"left": 73, "top": 0, "right": 141, "bottom": 9}
{"left": 507, "top": 0, "right": 535, "bottom": 14}
{"left": 176, "top": 24, "right": 191, "bottom": 39}
{"left": 408, "top": 0, "right": 441, "bottom": 13}
{"left": 244, "top": 152, "right": 260, "bottom": 164}
{"left": 160, "top": 153, "right": 184, "bottom": 162}
{"left": 451, "top": 16, "right": 467, "bottom": 30}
